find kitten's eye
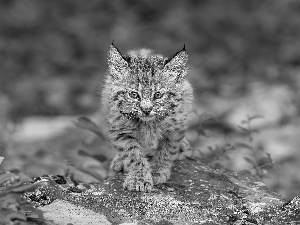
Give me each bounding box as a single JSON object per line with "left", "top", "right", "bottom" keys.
{"left": 154, "top": 92, "right": 163, "bottom": 99}
{"left": 129, "top": 91, "right": 139, "bottom": 99}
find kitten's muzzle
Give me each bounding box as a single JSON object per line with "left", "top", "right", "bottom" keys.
{"left": 141, "top": 107, "right": 152, "bottom": 116}
{"left": 140, "top": 99, "right": 153, "bottom": 116}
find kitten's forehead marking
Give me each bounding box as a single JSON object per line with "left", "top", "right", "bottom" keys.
{"left": 132, "top": 59, "right": 153, "bottom": 85}
{"left": 138, "top": 84, "right": 154, "bottom": 99}
{"left": 128, "top": 53, "right": 166, "bottom": 86}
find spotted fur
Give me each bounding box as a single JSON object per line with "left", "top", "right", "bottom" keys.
{"left": 101, "top": 44, "right": 194, "bottom": 192}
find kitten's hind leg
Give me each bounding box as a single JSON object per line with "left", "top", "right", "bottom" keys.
{"left": 110, "top": 152, "right": 124, "bottom": 171}
{"left": 151, "top": 160, "right": 173, "bottom": 185}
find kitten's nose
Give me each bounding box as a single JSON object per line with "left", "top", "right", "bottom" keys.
{"left": 141, "top": 107, "right": 152, "bottom": 116}
{"left": 140, "top": 99, "right": 153, "bottom": 116}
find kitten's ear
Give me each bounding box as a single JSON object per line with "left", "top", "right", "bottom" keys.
{"left": 163, "top": 47, "right": 188, "bottom": 82}
{"left": 107, "top": 44, "right": 129, "bottom": 79}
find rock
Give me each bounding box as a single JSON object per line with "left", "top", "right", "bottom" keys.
{"left": 21, "top": 159, "right": 300, "bottom": 225}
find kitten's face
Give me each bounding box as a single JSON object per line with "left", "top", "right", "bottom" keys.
{"left": 108, "top": 44, "right": 188, "bottom": 122}
{"left": 119, "top": 84, "right": 178, "bottom": 122}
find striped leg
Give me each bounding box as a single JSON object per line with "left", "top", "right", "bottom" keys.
{"left": 151, "top": 132, "right": 184, "bottom": 185}
{"left": 109, "top": 132, "right": 153, "bottom": 192}
{"left": 122, "top": 147, "right": 153, "bottom": 192}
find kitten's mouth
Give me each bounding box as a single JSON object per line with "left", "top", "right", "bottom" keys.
{"left": 139, "top": 115, "right": 155, "bottom": 122}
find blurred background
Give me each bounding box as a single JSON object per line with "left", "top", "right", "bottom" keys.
{"left": 0, "top": 0, "right": 300, "bottom": 200}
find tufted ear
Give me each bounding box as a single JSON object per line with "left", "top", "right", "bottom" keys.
{"left": 163, "top": 46, "right": 188, "bottom": 83}
{"left": 107, "top": 44, "right": 129, "bottom": 80}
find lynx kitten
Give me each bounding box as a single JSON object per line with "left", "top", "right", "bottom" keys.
{"left": 101, "top": 44, "right": 193, "bottom": 192}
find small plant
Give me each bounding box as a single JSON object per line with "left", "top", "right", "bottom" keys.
{"left": 185, "top": 111, "right": 236, "bottom": 163}
{"left": 0, "top": 157, "right": 46, "bottom": 225}
{"left": 237, "top": 115, "right": 278, "bottom": 179}
{"left": 205, "top": 140, "right": 236, "bottom": 163}
{"left": 73, "top": 116, "right": 106, "bottom": 140}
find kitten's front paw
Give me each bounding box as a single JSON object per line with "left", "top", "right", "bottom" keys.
{"left": 123, "top": 175, "right": 153, "bottom": 192}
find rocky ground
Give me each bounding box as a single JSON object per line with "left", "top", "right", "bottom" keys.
{"left": 1, "top": 0, "right": 300, "bottom": 224}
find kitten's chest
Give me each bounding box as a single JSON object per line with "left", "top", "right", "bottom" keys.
{"left": 137, "top": 124, "right": 162, "bottom": 156}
